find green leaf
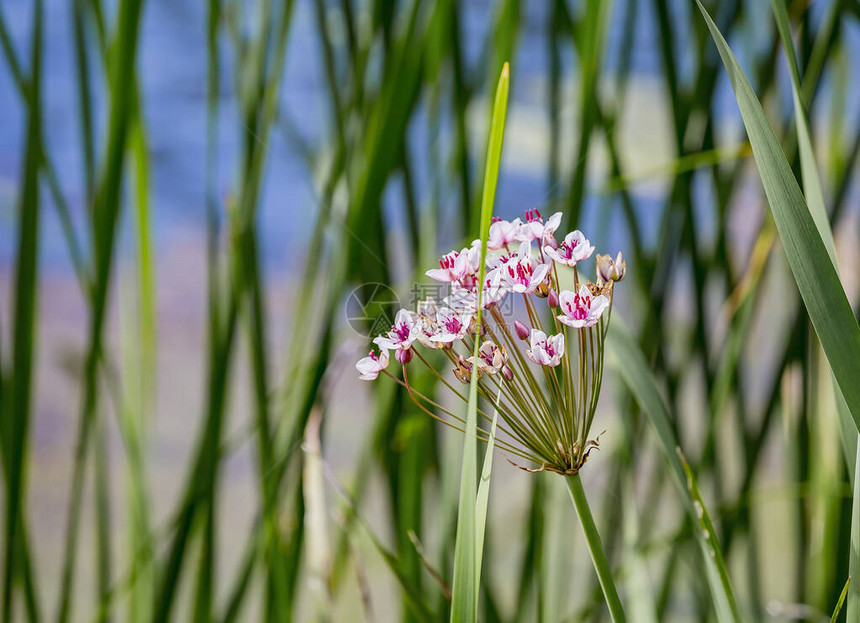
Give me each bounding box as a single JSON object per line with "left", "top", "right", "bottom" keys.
{"left": 696, "top": 1, "right": 860, "bottom": 435}
{"left": 450, "top": 61, "right": 509, "bottom": 623}
{"left": 3, "top": 2, "right": 44, "bottom": 620}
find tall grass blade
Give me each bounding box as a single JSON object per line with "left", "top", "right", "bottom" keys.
{"left": 450, "top": 62, "right": 508, "bottom": 623}
{"left": 57, "top": 0, "right": 144, "bottom": 618}
{"left": 3, "top": 1, "right": 43, "bottom": 620}
{"left": 696, "top": 1, "right": 860, "bottom": 431}
{"left": 769, "top": 3, "right": 849, "bottom": 606}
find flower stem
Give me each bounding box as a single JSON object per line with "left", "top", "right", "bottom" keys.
{"left": 565, "top": 474, "right": 627, "bottom": 623}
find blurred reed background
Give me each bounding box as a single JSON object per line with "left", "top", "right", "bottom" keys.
{"left": 1, "top": 0, "right": 859, "bottom": 620}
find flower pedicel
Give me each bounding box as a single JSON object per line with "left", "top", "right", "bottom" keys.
{"left": 356, "top": 210, "right": 625, "bottom": 476}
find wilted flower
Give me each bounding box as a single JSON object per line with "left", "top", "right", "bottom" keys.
{"left": 358, "top": 213, "right": 625, "bottom": 476}
{"left": 557, "top": 286, "right": 609, "bottom": 329}
{"left": 470, "top": 340, "right": 508, "bottom": 374}
{"left": 525, "top": 329, "right": 565, "bottom": 367}
{"left": 596, "top": 251, "right": 626, "bottom": 284}
{"left": 453, "top": 355, "right": 476, "bottom": 384}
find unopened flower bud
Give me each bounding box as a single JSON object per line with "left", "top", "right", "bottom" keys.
{"left": 548, "top": 288, "right": 559, "bottom": 308}
{"left": 514, "top": 320, "right": 530, "bottom": 340}
{"left": 596, "top": 252, "right": 626, "bottom": 284}
{"left": 501, "top": 364, "right": 513, "bottom": 381}
{"left": 396, "top": 348, "right": 413, "bottom": 364}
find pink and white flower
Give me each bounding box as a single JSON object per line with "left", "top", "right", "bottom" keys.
{"left": 470, "top": 340, "right": 507, "bottom": 374}
{"left": 525, "top": 329, "right": 565, "bottom": 367}
{"left": 415, "top": 299, "right": 443, "bottom": 349}
{"left": 356, "top": 348, "right": 390, "bottom": 380}
{"left": 374, "top": 309, "right": 420, "bottom": 351}
{"left": 491, "top": 241, "right": 550, "bottom": 294}
{"left": 557, "top": 285, "right": 609, "bottom": 328}
{"left": 487, "top": 217, "right": 523, "bottom": 250}
{"left": 430, "top": 307, "right": 473, "bottom": 344}
{"left": 519, "top": 210, "right": 562, "bottom": 246}
{"left": 443, "top": 274, "right": 507, "bottom": 312}
{"left": 544, "top": 230, "right": 594, "bottom": 267}
{"left": 426, "top": 246, "right": 481, "bottom": 284}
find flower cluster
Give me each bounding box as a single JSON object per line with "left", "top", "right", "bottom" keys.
{"left": 356, "top": 209, "right": 626, "bottom": 475}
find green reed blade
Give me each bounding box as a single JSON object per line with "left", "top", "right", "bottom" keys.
{"left": 696, "top": 1, "right": 860, "bottom": 431}
{"left": 566, "top": 0, "right": 610, "bottom": 227}
{"left": 3, "top": 2, "right": 43, "bottom": 620}
{"left": 450, "top": 62, "right": 508, "bottom": 623}
{"left": 56, "top": 0, "right": 145, "bottom": 619}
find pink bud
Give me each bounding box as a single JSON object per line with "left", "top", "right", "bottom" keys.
{"left": 548, "top": 288, "right": 559, "bottom": 307}
{"left": 396, "top": 348, "right": 413, "bottom": 364}
{"left": 501, "top": 364, "right": 513, "bottom": 381}
{"left": 514, "top": 320, "right": 530, "bottom": 340}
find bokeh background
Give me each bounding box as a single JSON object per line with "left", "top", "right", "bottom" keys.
{"left": 1, "top": 0, "right": 860, "bottom": 620}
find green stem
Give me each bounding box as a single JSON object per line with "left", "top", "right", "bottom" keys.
{"left": 565, "top": 474, "right": 627, "bottom": 623}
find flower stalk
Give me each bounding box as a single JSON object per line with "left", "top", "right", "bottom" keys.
{"left": 566, "top": 474, "right": 627, "bottom": 622}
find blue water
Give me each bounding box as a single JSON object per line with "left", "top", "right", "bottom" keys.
{"left": 0, "top": 0, "right": 857, "bottom": 272}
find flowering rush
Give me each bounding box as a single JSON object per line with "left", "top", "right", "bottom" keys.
{"left": 356, "top": 210, "right": 626, "bottom": 476}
